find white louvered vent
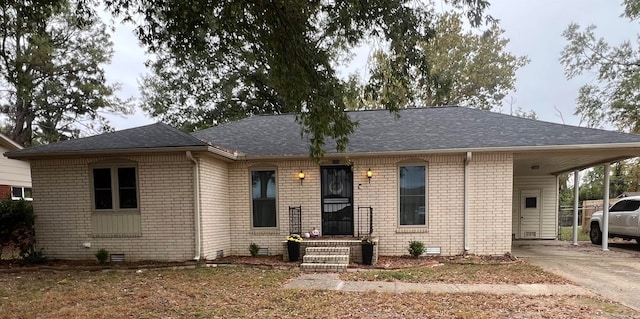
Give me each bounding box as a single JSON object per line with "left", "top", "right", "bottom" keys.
{"left": 110, "top": 254, "right": 125, "bottom": 262}
{"left": 524, "top": 232, "right": 537, "bottom": 238}
{"left": 426, "top": 247, "right": 441, "bottom": 255}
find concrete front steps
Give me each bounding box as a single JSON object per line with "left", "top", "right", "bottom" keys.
{"left": 301, "top": 247, "right": 350, "bottom": 272}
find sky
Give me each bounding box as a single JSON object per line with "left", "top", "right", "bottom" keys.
{"left": 102, "top": 0, "right": 637, "bottom": 130}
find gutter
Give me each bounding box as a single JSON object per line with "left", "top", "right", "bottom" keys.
{"left": 237, "top": 142, "right": 640, "bottom": 160}
{"left": 464, "top": 152, "right": 471, "bottom": 254}
{"left": 186, "top": 151, "right": 201, "bottom": 261}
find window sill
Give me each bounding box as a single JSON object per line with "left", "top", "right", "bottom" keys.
{"left": 395, "top": 227, "right": 429, "bottom": 234}
{"left": 250, "top": 229, "right": 280, "bottom": 236}
{"left": 92, "top": 210, "right": 140, "bottom": 215}
{"left": 91, "top": 233, "right": 142, "bottom": 238}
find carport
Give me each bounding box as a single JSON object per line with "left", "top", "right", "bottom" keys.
{"left": 512, "top": 146, "right": 640, "bottom": 250}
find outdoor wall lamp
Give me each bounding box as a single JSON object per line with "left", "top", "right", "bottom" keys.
{"left": 366, "top": 168, "right": 373, "bottom": 183}
{"left": 298, "top": 170, "right": 305, "bottom": 185}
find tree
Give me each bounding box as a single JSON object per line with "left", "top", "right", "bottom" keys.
{"left": 560, "top": 0, "right": 640, "bottom": 133}
{"left": 346, "top": 12, "right": 528, "bottom": 111}
{"left": 102, "top": 0, "right": 491, "bottom": 159}
{"left": 0, "top": 0, "right": 129, "bottom": 146}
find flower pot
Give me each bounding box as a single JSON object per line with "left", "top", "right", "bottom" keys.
{"left": 362, "top": 243, "right": 374, "bottom": 265}
{"left": 287, "top": 241, "right": 301, "bottom": 262}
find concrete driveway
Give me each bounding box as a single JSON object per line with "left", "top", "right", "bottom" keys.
{"left": 513, "top": 240, "right": 640, "bottom": 311}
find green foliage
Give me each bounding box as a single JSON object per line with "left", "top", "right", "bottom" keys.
{"left": 577, "top": 161, "right": 640, "bottom": 201}
{"left": 0, "top": 199, "right": 35, "bottom": 259}
{"left": 558, "top": 173, "right": 574, "bottom": 207}
{"left": 558, "top": 227, "right": 590, "bottom": 241}
{"left": 407, "top": 240, "right": 425, "bottom": 258}
{"left": 0, "top": 0, "right": 130, "bottom": 146}
{"left": 560, "top": 1, "right": 640, "bottom": 132}
{"left": 21, "top": 247, "right": 47, "bottom": 265}
{"left": 103, "top": 0, "right": 491, "bottom": 159}
{"left": 346, "top": 13, "right": 528, "bottom": 111}
{"left": 95, "top": 248, "right": 110, "bottom": 264}
{"left": 249, "top": 243, "right": 260, "bottom": 257}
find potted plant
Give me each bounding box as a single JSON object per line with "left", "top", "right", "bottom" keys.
{"left": 286, "top": 234, "right": 303, "bottom": 262}
{"left": 361, "top": 236, "right": 376, "bottom": 265}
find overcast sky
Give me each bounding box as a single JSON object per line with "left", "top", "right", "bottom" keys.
{"left": 102, "top": 0, "right": 636, "bottom": 130}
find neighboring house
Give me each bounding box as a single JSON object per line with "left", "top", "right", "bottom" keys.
{"left": 0, "top": 133, "right": 32, "bottom": 200}
{"left": 6, "top": 107, "right": 640, "bottom": 261}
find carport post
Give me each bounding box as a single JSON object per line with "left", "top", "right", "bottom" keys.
{"left": 572, "top": 170, "right": 579, "bottom": 246}
{"left": 602, "top": 163, "right": 611, "bottom": 251}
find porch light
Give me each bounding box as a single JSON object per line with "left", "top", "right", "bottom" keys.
{"left": 298, "top": 170, "right": 305, "bottom": 185}
{"left": 367, "top": 168, "right": 373, "bottom": 183}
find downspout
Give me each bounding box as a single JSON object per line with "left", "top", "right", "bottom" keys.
{"left": 186, "top": 151, "right": 201, "bottom": 261}
{"left": 464, "top": 152, "right": 472, "bottom": 254}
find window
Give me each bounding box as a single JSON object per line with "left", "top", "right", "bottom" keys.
{"left": 525, "top": 197, "right": 537, "bottom": 208}
{"left": 399, "top": 165, "right": 426, "bottom": 226}
{"left": 11, "top": 186, "right": 33, "bottom": 201}
{"left": 92, "top": 166, "right": 138, "bottom": 211}
{"left": 610, "top": 200, "right": 640, "bottom": 212}
{"left": 251, "top": 170, "right": 277, "bottom": 228}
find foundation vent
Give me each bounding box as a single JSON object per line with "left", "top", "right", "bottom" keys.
{"left": 216, "top": 250, "right": 224, "bottom": 258}
{"left": 524, "top": 231, "right": 537, "bottom": 238}
{"left": 258, "top": 248, "right": 269, "bottom": 256}
{"left": 426, "top": 247, "right": 441, "bottom": 255}
{"left": 110, "top": 254, "right": 125, "bottom": 262}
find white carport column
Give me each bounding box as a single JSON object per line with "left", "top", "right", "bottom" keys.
{"left": 572, "top": 170, "right": 580, "bottom": 246}
{"left": 602, "top": 163, "right": 611, "bottom": 251}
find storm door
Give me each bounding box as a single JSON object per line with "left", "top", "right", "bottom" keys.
{"left": 321, "top": 166, "right": 353, "bottom": 235}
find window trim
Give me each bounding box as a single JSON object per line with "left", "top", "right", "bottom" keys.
{"left": 397, "top": 162, "right": 428, "bottom": 228}
{"left": 89, "top": 162, "right": 140, "bottom": 213}
{"left": 249, "top": 167, "right": 279, "bottom": 229}
{"left": 11, "top": 186, "right": 33, "bottom": 201}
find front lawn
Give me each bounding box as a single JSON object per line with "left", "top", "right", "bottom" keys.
{"left": 0, "top": 266, "right": 637, "bottom": 318}
{"left": 341, "top": 262, "right": 569, "bottom": 284}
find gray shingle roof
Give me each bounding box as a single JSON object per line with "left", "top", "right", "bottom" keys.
{"left": 192, "top": 107, "right": 640, "bottom": 156}
{"left": 7, "top": 123, "right": 207, "bottom": 157}
{"left": 9, "top": 107, "right": 640, "bottom": 159}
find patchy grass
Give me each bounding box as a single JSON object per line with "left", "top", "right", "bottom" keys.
{"left": 0, "top": 266, "right": 637, "bottom": 319}
{"left": 559, "top": 226, "right": 590, "bottom": 241}
{"left": 342, "top": 263, "right": 570, "bottom": 284}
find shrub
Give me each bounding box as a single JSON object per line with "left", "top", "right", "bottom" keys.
{"left": 21, "top": 247, "right": 47, "bottom": 265}
{"left": 407, "top": 240, "right": 425, "bottom": 258}
{"left": 0, "top": 199, "right": 35, "bottom": 259}
{"left": 96, "top": 248, "right": 110, "bottom": 264}
{"left": 249, "top": 243, "right": 260, "bottom": 257}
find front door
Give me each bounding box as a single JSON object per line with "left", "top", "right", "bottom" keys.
{"left": 520, "top": 190, "right": 541, "bottom": 238}
{"left": 321, "top": 166, "right": 353, "bottom": 235}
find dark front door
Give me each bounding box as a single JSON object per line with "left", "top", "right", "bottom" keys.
{"left": 321, "top": 166, "right": 353, "bottom": 235}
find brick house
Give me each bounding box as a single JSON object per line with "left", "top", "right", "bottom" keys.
{"left": 6, "top": 107, "right": 640, "bottom": 261}
{"left": 0, "top": 133, "right": 31, "bottom": 200}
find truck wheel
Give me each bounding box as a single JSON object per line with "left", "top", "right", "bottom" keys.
{"left": 590, "top": 223, "right": 602, "bottom": 245}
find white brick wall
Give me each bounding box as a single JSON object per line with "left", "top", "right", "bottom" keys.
{"left": 31, "top": 151, "right": 513, "bottom": 260}
{"left": 31, "top": 153, "right": 196, "bottom": 261}
{"left": 199, "top": 156, "right": 231, "bottom": 259}
{"left": 467, "top": 153, "right": 513, "bottom": 254}
{"left": 227, "top": 153, "right": 513, "bottom": 256}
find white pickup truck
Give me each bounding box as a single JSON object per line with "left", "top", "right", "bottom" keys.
{"left": 589, "top": 196, "right": 640, "bottom": 245}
